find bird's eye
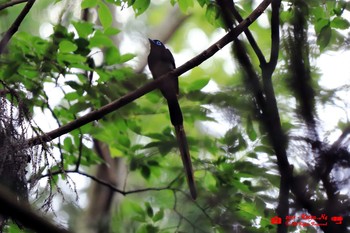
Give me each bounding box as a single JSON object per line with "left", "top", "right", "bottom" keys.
{"left": 155, "top": 40, "right": 162, "bottom": 46}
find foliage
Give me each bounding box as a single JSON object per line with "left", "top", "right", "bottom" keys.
{"left": 0, "top": 0, "right": 350, "bottom": 233}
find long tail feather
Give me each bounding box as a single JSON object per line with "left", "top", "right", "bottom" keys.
{"left": 167, "top": 98, "right": 183, "bottom": 126}
{"left": 175, "top": 125, "right": 197, "bottom": 199}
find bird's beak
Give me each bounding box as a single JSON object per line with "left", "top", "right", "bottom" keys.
{"left": 148, "top": 38, "right": 154, "bottom": 44}
{"left": 148, "top": 38, "right": 154, "bottom": 50}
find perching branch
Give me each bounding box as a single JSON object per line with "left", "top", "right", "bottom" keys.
{"left": 27, "top": 0, "right": 272, "bottom": 147}
{"left": 0, "top": 0, "right": 36, "bottom": 54}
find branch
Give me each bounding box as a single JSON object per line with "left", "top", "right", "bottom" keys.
{"left": 0, "top": 186, "right": 71, "bottom": 233}
{"left": 26, "top": 0, "right": 272, "bottom": 147}
{"left": 216, "top": 0, "right": 266, "bottom": 64}
{"left": 231, "top": 4, "right": 266, "bottom": 64}
{"left": 0, "top": 0, "right": 35, "bottom": 54}
{"left": 0, "top": 0, "right": 27, "bottom": 11}
{"left": 259, "top": 2, "right": 291, "bottom": 232}
{"left": 268, "top": 0, "right": 281, "bottom": 69}
{"left": 37, "top": 169, "right": 182, "bottom": 196}
{"left": 216, "top": 0, "right": 266, "bottom": 121}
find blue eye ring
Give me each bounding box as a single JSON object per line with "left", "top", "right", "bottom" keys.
{"left": 155, "top": 40, "right": 162, "bottom": 46}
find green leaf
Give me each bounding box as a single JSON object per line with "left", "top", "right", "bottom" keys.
{"left": 203, "top": 172, "right": 217, "bottom": 191}
{"left": 187, "top": 77, "right": 210, "bottom": 91}
{"left": 254, "top": 197, "right": 266, "bottom": 214}
{"left": 63, "top": 137, "right": 73, "bottom": 152}
{"left": 147, "top": 160, "right": 159, "bottom": 167}
{"left": 126, "top": 0, "right": 135, "bottom": 6}
{"left": 333, "top": 1, "right": 347, "bottom": 16}
{"left": 65, "top": 92, "right": 80, "bottom": 101}
{"left": 98, "top": 2, "right": 113, "bottom": 29}
{"left": 331, "top": 16, "right": 350, "bottom": 29}
{"left": 73, "top": 21, "right": 94, "bottom": 38}
{"left": 205, "top": 3, "right": 220, "bottom": 25}
{"left": 104, "top": 27, "right": 121, "bottom": 36}
{"left": 152, "top": 208, "right": 164, "bottom": 222}
{"left": 81, "top": 0, "right": 98, "bottom": 9}
{"left": 132, "top": 0, "right": 150, "bottom": 16}
{"left": 178, "top": 0, "right": 194, "bottom": 12}
{"left": 317, "top": 25, "right": 332, "bottom": 51}
{"left": 5, "top": 221, "right": 24, "bottom": 233}
{"left": 57, "top": 53, "right": 87, "bottom": 65}
{"left": 118, "top": 134, "right": 131, "bottom": 147}
{"left": 89, "top": 33, "right": 114, "bottom": 47}
{"left": 17, "top": 65, "right": 38, "bottom": 79}
{"left": 120, "top": 53, "right": 136, "bottom": 63}
{"left": 59, "top": 40, "right": 78, "bottom": 53}
{"left": 65, "top": 81, "right": 81, "bottom": 90}
{"left": 75, "top": 38, "right": 91, "bottom": 56}
{"left": 280, "top": 10, "right": 293, "bottom": 24}
{"left": 197, "top": 0, "right": 208, "bottom": 7}
{"left": 223, "top": 127, "right": 238, "bottom": 145}
{"left": 141, "top": 165, "right": 151, "bottom": 179}
{"left": 71, "top": 102, "right": 91, "bottom": 113}
{"left": 145, "top": 202, "right": 153, "bottom": 218}
{"left": 311, "top": 6, "right": 326, "bottom": 20}
{"left": 246, "top": 117, "right": 257, "bottom": 141}
{"left": 105, "top": 47, "right": 120, "bottom": 65}
{"left": 138, "top": 224, "right": 158, "bottom": 233}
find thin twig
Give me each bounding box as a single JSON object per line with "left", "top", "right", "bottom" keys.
{"left": 0, "top": 0, "right": 36, "bottom": 54}
{"left": 37, "top": 169, "right": 181, "bottom": 196}
{"left": 0, "top": 0, "right": 27, "bottom": 11}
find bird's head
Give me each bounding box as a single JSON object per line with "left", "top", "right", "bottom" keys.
{"left": 148, "top": 38, "right": 166, "bottom": 50}
{"left": 149, "top": 38, "right": 164, "bottom": 46}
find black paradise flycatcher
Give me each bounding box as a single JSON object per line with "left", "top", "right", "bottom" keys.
{"left": 147, "top": 39, "right": 197, "bottom": 199}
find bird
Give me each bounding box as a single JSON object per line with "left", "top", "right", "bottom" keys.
{"left": 147, "top": 38, "right": 197, "bottom": 199}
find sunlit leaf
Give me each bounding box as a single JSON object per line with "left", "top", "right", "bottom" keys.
{"left": 81, "top": 0, "right": 98, "bottom": 9}
{"left": 98, "top": 2, "right": 113, "bottom": 29}
{"left": 59, "top": 40, "right": 78, "bottom": 53}
{"left": 73, "top": 21, "right": 94, "bottom": 37}
{"left": 120, "top": 53, "right": 136, "bottom": 63}
{"left": 104, "top": 27, "right": 121, "bottom": 36}
{"left": 186, "top": 77, "right": 210, "bottom": 91}
{"left": 105, "top": 47, "right": 120, "bottom": 65}
{"left": 178, "top": 0, "right": 194, "bottom": 12}
{"left": 132, "top": 0, "right": 150, "bottom": 16}
{"left": 89, "top": 33, "right": 115, "bottom": 47}
{"left": 331, "top": 16, "right": 350, "bottom": 29}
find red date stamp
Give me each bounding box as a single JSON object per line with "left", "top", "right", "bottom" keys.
{"left": 270, "top": 214, "right": 343, "bottom": 227}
